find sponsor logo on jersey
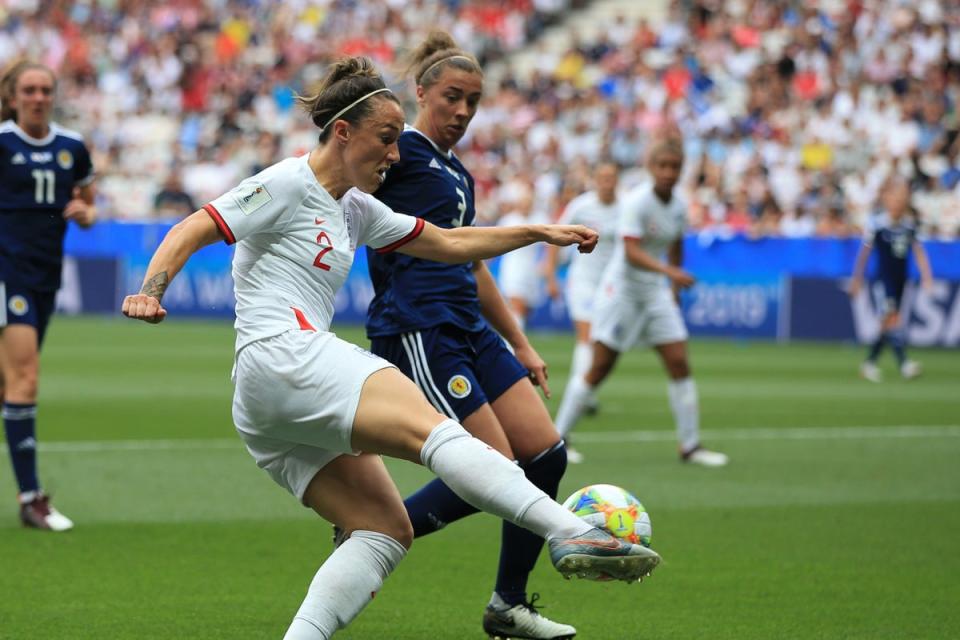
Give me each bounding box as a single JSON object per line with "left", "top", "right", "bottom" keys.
{"left": 30, "top": 151, "right": 53, "bottom": 163}
{"left": 11, "top": 152, "right": 26, "bottom": 165}
{"left": 57, "top": 149, "right": 74, "bottom": 169}
{"left": 447, "top": 374, "right": 472, "bottom": 399}
{"left": 8, "top": 295, "right": 29, "bottom": 316}
{"left": 233, "top": 182, "right": 272, "bottom": 215}
{"left": 429, "top": 157, "right": 442, "bottom": 170}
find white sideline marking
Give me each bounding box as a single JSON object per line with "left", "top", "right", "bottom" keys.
{"left": 1, "top": 425, "right": 959, "bottom": 455}
{"left": 574, "top": 425, "right": 960, "bottom": 443}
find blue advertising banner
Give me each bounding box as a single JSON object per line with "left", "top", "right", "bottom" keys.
{"left": 789, "top": 277, "right": 960, "bottom": 347}
{"left": 60, "top": 222, "right": 960, "bottom": 346}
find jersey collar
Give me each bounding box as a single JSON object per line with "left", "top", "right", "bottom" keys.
{"left": 405, "top": 124, "right": 455, "bottom": 160}
{"left": 4, "top": 120, "right": 57, "bottom": 146}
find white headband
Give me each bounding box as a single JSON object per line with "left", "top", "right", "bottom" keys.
{"left": 420, "top": 55, "right": 476, "bottom": 82}
{"left": 321, "top": 87, "right": 393, "bottom": 132}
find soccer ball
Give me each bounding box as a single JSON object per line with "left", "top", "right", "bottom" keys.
{"left": 562, "top": 484, "right": 652, "bottom": 547}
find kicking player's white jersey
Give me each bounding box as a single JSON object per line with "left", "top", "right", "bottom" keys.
{"left": 558, "top": 191, "right": 620, "bottom": 321}
{"left": 204, "top": 155, "right": 423, "bottom": 352}
{"left": 600, "top": 184, "right": 687, "bottom": 299}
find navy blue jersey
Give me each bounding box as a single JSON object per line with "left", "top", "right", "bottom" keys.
{"left": 365, "top": 128, "right": 483, "bottom": 336}
{"left": 866, "top": 213, "right": 916, "bottom": 287}
{"left": 0, "top": 120, "right": 94, "bottom": 291}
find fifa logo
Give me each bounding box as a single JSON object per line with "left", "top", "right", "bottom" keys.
{"left": 243, "top": 186, "right": 264, "bottom": 203}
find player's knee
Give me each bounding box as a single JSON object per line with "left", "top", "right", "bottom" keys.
{"left": 521, "top": 441, "right": 567, "bottom": 498}
{"left": 669, "top": 360, "right": 690, "bottom": 379}
{"left": 5, "top": 367, "right": 38, "bottom": 402}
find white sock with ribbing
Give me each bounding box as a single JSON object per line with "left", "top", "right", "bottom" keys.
{"left": 283, "top": 531, "right": 407, "bottom": 640}
{"left": 420, "top": 420, "right": 590, "bottom": 540}
{"left": 667, "top": 377, "right": 700, "bottom": 453}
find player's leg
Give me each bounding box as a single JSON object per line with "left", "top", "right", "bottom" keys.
{"left": 554, "top": 341, "right": 620, "bottom": 441}
{"left": 555, "top": 289, "right": 636, "bottom": 444}
{"left": 352, "top": 366, "right": 660, "bottom": 582}
{"left": 284, "top": 454, "right": 412, "bottom": 640}
{"left": 653, "top": 340, "right": 727, "bottom": 467}
{"left": 0, "top": 288, "right": 71, "bottom": 530}
{"left": 369, "top": 329, "right": 505, "bottom": 537}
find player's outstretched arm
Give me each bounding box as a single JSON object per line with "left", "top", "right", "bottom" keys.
{"left": 397, "top": 220, "right": 598, "bottom": 264}
{"left": 122, "top": 209, "right": 225, "bottom": 323}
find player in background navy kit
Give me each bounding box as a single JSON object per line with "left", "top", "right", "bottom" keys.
{"left": 366, "top": 32, "right": 581, "bottom": 640}
{"left": 0, "top": 61, "right": 96, "bottom": 531}
{"left": 850, "top": 177, "right": 933, "bottom": 382}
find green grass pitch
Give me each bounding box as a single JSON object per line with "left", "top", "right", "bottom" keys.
{"left": 1, "top": 316, "right": 958, "bottom": 639}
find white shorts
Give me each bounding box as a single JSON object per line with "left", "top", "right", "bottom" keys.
{"left": 591, "top": 286, "right": 688, "bottom": 352}
{"left": 564, "top": 276, "right": 601, "bottom": 323}
{"left": 232, "top": 329, "right": 394, "bottom": 501}
{"left": 499, "top": 260, "right": 544, "bottom": 306}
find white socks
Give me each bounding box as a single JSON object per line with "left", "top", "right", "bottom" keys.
{"left": 571, "top": 341, "right": 593, "bottom": 381}
{"left": 420, "top": 419, "right": 590, "bottom": 540}
{"left": 554, "top": 375, "right": 592, "bottom": 438}
{"left": 668, "top": 377, "right": 700, "bottom": 453}
{"left": 284, "top": 531, "right": 407, "bottom": 640}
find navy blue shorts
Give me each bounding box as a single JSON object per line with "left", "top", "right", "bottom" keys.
{"left": 881, "top": 278, "right": 906, "bottom": 314}
{"left": 0, "top": 282, "right": 57, "bottom": 348}
{"left": 370, "top": 324, "right": 529, "bottom": 421}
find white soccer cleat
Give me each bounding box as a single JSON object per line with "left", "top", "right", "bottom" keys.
{"left": 483, "top": 593, "right": 576, "bottom": 639}
{"left": 860, "top": 361, "right": 882, "bottom": 383}
{"left": 900, "top": 360, "right": 922, "bottom": 380}
{"left": 682, "top": 446, "right": 729, "bottom": 467}
{"left": 19, "top": 493, "right": 74, "bottom": 532}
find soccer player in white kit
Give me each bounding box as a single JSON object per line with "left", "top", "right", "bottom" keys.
{"left": 545, "top": 162, "right": 621, "bottom": 460}
{"left": 121, "top": 57, "right": 660, "bottom": 639}
{"left": 497, "top": 180, "right": 548, "bottom": 330}
{"left": 554, "top": 137, "right": 728, "bottom": 467}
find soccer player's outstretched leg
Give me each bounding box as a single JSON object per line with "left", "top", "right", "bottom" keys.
{"left": 123, "top": 55, "right": 656, "bottom": 640}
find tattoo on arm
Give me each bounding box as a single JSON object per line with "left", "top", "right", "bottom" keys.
{"left": 140, "top": 271, "right": 169, "bottom": 301}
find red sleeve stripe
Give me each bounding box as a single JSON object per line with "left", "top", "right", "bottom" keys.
{"left": 203, "top": 204, "right": 236, "bottom": 245}
{"left": 375, "top": 218, "right": 425, "bottom": 254}
{"left": 291, "top": 307, "right": 317, "bottom": 331}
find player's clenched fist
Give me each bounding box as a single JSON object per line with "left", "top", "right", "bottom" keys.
{"left": 122, "top": 294, "right": 167, "bottom": 323}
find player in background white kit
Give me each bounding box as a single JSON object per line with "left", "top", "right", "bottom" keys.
{"left": 497, "top": 179, "right": 548, "bottom": 331}
{"left": 553, "top": 136, "right": 728, "bottom": 467}
{"left": 121, "top": 57, "right": 660, "bottom": 640}
{"left": 544, "top": 162, "right": 621, "bottom": 461}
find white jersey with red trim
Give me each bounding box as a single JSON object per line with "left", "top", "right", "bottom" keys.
{"left": 557, "top": 190, "right": 620, "bottom": 289}
{"left": 600, "top": 184, "right": 687, "bottom": 299}
{"left": 204, "top": 155, "right": 424, "bottom": 352}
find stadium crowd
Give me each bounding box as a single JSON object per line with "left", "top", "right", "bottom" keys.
{"left": 1, "top": 0, "right": 958, "bottom": 238}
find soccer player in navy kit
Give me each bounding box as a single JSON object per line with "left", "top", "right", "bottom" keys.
{"left": 366, "top": 32, "right": 584, "bottom": 640}
{"left": 850, "top": 177, "right": 933, "bottom": 382}
{"left": 0, "top": 61, "right": 95, "bottom": 531}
